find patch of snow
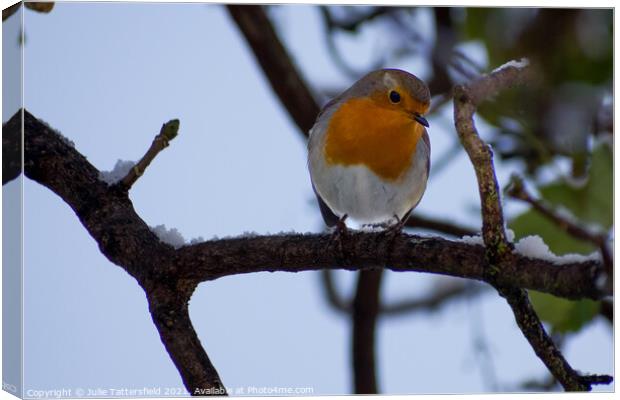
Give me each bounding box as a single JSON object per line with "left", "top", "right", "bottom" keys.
{"left": 564, "top": 173, "right": 589, "bottom": 189}
{"left": 457, "top": 234, "right": 484, "bottom": 245}
{"left": 39, "top": 117, "right": 75, "bottom": 147}
{"left": 189, "top": 236, "right": 205, "bottom": 245}
{"left": 514, "top": 235, "right": 600, "bottom": 265}
{"left": 492, "top": 58, "right": 530, "bottom": 73}
{"left": 555, "top": 206, "right": 605, "bottom": 236}
{"left": 240, "top": 231, "right": 259, "bottom": 238}
{"left": 99, "top": 159, "right": 135, "bottom": 185}
{"left": 150, "top": 224, "right": 186, "bottom": 249}
{"left": 505, "top": 228, "right": 515, "bottom": 242}
{"left": 359, "top": 224, "right": 388, "bottom": 233}
{"left": 595, "top": 272, "right": 608, "bottom": 292}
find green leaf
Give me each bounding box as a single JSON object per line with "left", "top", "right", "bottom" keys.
{"left": 540, "top": 144, "right": 612, "bottom": 228}
{"left": 528, "top": 291, "right": 600, "bottom": 334}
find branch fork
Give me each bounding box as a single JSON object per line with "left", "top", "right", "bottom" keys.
{"left": 454, "top": 61, "right": 612, "bottom": 391}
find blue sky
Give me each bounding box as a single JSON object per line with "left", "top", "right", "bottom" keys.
{"left": 4, "top": 2, "right": 613, "bottom": 396}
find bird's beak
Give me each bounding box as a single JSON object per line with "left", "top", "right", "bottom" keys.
{"left": 413, "top": 113, "right": 429, "bottom": 128}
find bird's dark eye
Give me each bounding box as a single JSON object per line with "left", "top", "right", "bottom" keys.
{"left": 389, "top": 90, "right": 401, "bottom": 103}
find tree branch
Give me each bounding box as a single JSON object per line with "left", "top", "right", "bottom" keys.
{"left": 3, "top": 108, "right": 22, "bottom": 184}
{"left": 2, "top": 2, "right": 21, "bottom": 21}
{"left": 506, "top": 174, "right": 613, "bottom": 285}
{"left": 381, "top": 281, "right": 487, "bottom": 316}
{"left": 454, "top": 61, "right": 612, "bottom": 391}
{"left": 148, "top": 285, "right": 226, "bottom": 395}
{"left": 16, "top": 109, "right": 226, "bottom": 395}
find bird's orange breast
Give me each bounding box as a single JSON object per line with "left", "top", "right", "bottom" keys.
{"left": 323, "top": 97, "right": 423, "bottom": 181}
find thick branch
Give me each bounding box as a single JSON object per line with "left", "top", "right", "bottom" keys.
{"left": 148, "top": 286, "right": 226, "bottom": 395}
{"left": 3, "top": 108, "right": 22, "bottom": 184}
{"left": 13, "top": 106, "right": 609, "bottom": 295}
{"left": 176, "top": 231, "right": 606, "bottom": 301}
{"left": 227, "top": 5, "right": 320, "bottom": 135}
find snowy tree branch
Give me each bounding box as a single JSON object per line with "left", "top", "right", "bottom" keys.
{"left": 14, "top": 109, "right": 226, "bottom": 396}
{"left": 453, "top": 60, "right": 612, "bottom": 391}
{"left": 506, "top": 174, "right": 613, "bottom": 285}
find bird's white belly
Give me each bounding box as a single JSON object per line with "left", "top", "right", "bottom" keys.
{"left": 310, "top": 142, "right": 429, "bottom": 225}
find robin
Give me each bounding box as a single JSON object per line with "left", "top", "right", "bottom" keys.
{"left": 308, "top": 69, "right": 431, "bottom": 229}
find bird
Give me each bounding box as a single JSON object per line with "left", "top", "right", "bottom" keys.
{"left": 308, "top": 68, "right": 431, "bottom": 229}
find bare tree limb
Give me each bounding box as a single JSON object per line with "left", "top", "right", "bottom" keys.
{"left": 406, "top": 214, "right": 476, "bottom": 237}
{"left": 147, "top": 285, "right": 226, "bottom": 395}
{"left": 11, "top": 106, "right": 609, "bottom": 304}
{"left": 319, "top": 270, "right": 350, "bottom": 313}
{"left": 19, "top": 105, "right": 603, "bottom": 305}
{"left": 2, "top": 2, "right": 21, "bottom": 21}
{"left": 320, "top": 5, "right": 393, "bottom": 32}
{"left": 3, "top": 108, "right": 22, "bottom": 184}
{"left": 381, "top": 281, "right": 487, "bottom": 316}
{"left": 16, "top": 109, "right": 226, "bottom": 395}
{"left": 319, "top": 6, "right": 386, "bottom": 79}
{"left": 454, "top": 62, "right": 612, "bottom": 391}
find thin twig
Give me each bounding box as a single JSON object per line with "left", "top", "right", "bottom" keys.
{"left": 506, "top": 174, "right": 612, "bottom": 284}
{"left": 320, "top": 270, "right": 350, "bottom": 313}
{"left": 321, "top": 5, "right": 393, "bottom": 32}
{"left": 406, "top": 213, "right": 476, "bottom": 237}
{"left": 119, "top": 119, "right": 179, "bottom": 190}
{"left": 381, "top": 281, "right": 487, "bottom": 316}
{"left": 2, "top": 2, "right": 21, "bottom": 21}
{"left": 321, "top": 271, "right": 487, "bottom": 317}
{"left": 319, "top": 7, "right": 385, "bottom": 79}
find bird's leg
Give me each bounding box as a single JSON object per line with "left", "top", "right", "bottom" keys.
{"left": 389, "top": 213, "right": 408, "bottom": 233}
{"left": 328, "top": 214, "right": 349, "bottom": 263}
{"left": 380, "top": 214, "right": 407, "bottom": 241}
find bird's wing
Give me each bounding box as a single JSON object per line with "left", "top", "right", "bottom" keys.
{"left": 402, "top": 129, "right": 431, "bottom": 224}
{"left": 312, "top": 183, "right": 340, "bottom": 227}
